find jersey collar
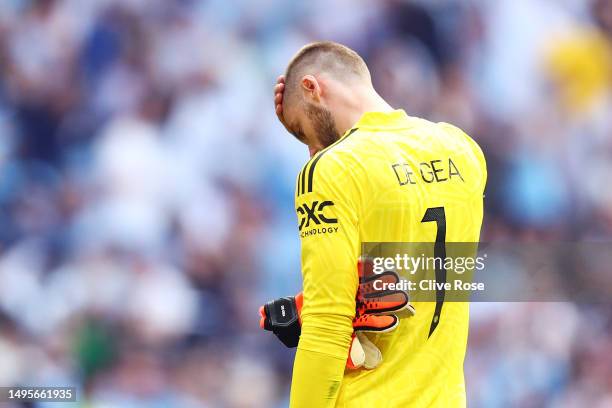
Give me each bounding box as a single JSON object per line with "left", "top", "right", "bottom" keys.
{"left": 352, "top": 109, "right": 410, "bottom": 130}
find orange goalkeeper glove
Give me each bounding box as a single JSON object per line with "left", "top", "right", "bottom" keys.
{"left": 259, "top": 258, "right": 415, "bottom": 369}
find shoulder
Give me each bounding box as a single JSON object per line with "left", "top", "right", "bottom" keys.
{"left": 295, "top": 128, "right": 362, "bottom": 198}
{"left": 435, "top": 121, "right": 487, "bottom": 188}
{"left": 437, "top": 122, "right": 485, "bottom": 163}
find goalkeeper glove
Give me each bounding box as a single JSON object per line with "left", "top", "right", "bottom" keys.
{"left": 259, "top": 258, "right": 415, "bottom": 369}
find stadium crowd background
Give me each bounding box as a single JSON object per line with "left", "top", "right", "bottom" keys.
{"left": 0, "top": 0, "right": 611, "bottom": 406}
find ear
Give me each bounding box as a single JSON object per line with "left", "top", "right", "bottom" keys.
{"left": 300, "top": 75, "right": 322, "bottom": 102}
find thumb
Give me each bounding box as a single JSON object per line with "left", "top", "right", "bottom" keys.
{"left": 347, "top": 333, "right": 366, "bottom": 370}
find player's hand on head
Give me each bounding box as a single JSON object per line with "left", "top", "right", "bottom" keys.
{"left": 274, "top": 75, "right": 291, "bottom": 133}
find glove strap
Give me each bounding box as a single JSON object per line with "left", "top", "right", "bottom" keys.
{"left": 263, "top": 296, "right": 301, "bottom": 348}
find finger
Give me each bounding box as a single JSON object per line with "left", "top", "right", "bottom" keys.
{"left": 277, "top": 75, "right": 285, "bottom": 84}
{"left": 358, "top": 271, "right": 401, "bottom": 295}
{"left": 273, "top": 80, "right": 285, "bottom": 97}
{"left": 275, "top": 89, "right": 284, "bottom": 104}
{"left": 259, "top": 305, "right": 268, "bottom": 329}
{"left": 358, "top": 257, "right": 399, "bottom": 280}
{"left": 359, "top": 290, "right": 409, "bottom": 314}
{"left": 362, "top": 291, "right": 409, "bottom": 314}
{"left": 357, "top": 257, "right": 374, "bottom": 279}
{"left": 353, "top": 314, "right": 398, "bottom": 333}
{"left": 276, "top": 104, "right": 283, "bottom": 115}
{"left": 356, "top": 332, "right": 382, "bottom": 369}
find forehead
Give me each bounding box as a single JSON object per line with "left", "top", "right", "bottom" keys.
{"left": 283, "top": 103, "right": 307, "bottom": 140}
{"left": 283, "top": 99, "right": 305, "bottom": 123}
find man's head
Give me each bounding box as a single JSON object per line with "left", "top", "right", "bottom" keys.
{"left": 281, "top": 41, "right": 372, "bottom": 155}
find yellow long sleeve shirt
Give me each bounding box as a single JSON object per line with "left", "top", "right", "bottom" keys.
{"left": 290, "top": 110, "right": 486, "bottom": 408}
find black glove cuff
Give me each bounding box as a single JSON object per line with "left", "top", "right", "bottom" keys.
{"left": 263, "top": 296, "right": 301, "bottom": 348}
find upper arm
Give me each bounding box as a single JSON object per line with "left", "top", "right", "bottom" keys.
{"left": 294, "top": 152, "right": 360, "bottom": 356}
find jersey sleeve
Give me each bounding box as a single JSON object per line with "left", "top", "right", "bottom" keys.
{"left": 289, "top": 151, "right": 360, "bottom": 408}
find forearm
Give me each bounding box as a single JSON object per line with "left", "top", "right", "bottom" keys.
{"left": 290, "top": 314, "right": 353, "bottom": 408}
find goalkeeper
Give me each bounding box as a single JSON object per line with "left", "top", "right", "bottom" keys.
{"left": 262, "top": 41, "right": 486, "bottom": 408}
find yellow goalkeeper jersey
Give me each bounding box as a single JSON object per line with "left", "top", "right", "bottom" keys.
{"left": 290, "top": 110, "right": 486, "bottom": 408}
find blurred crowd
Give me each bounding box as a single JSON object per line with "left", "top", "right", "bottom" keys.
{"left": 0, "top": 0, "right": 611, "bottom": 406}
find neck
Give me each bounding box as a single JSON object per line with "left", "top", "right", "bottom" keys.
{"left": 332, "top": 84, "right": 394, "bottom": 135}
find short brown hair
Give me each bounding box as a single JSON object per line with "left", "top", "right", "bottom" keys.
{"left": 283, "top": 41, "right": 369, "bottom": 105}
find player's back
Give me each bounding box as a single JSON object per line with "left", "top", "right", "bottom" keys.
{"left": 326, "top": 110, "right": 486, "bottom": 407}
